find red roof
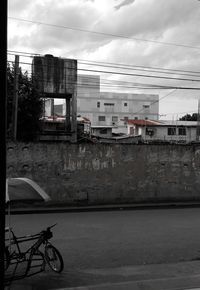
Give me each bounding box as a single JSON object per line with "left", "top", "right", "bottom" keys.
{"left": 127, "top": 119, "right": 161, "bottom": 126}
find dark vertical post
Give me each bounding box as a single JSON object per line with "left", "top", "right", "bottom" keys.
{"left": 0, "top": 0, "right": 7, "bottom": 287}
{"left": 13, "top": 55, "right": 19, "bottom": 141}
{"left": 71, "top": 60, "right": 77, "bottom": 143}
{"left": 196, "top": 98, "right": 200, "bottom": 141}
{"left": 65, "top": 98, "right": 71, "bottom": 131}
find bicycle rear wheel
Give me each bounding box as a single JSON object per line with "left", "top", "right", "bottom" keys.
{"left": 44, "top": 245, "right": 64, "bottom": 273}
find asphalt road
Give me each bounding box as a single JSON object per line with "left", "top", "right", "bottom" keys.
{"left": 5, "top": 207, "right": 200, "bottom": 289}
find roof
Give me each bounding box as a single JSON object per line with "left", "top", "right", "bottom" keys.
{"left": 159, "top": 120, "right": 197, "bottom": 126}
{"left": 77, "top": 116, "right": 91, "bottom": 123}
{"left": 40, "top": 116, "right": 91, "bottom": 123}
{"left": 127, "top": 119, "right": 197, "bottom": 127}
{"left": 127, "top": 120, "right": 161, "bottom": 126}
{"left": 91, "top": 126, "right": 114, "bottom": 129}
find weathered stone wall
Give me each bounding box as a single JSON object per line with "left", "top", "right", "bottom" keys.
{"left": 7, "top": 142, "right": 200, "bottom": 205}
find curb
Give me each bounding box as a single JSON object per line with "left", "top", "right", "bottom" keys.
{"left": 6, "top": 201, "right": 200, "bottom": 214}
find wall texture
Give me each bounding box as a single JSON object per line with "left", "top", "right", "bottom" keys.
{"left": 7, "top": 142, "right": 200, "bottom": 205}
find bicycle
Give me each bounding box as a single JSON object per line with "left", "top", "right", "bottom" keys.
{"left": 4, "top": 223, "right": 64, "bottom": 284}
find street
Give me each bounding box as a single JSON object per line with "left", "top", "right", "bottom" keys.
{"left": 5, "top": 207, "right": 200, "bottom": 289}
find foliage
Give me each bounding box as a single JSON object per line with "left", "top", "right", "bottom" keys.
{"left": 179, "top": 113, "right": 198, "bottom": 121}
{"left": 7, "top": 63, "right": 43, "bottom": 141}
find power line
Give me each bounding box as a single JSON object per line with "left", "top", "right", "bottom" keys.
{"left": 133, "top": 89, "right": 177, "bottom": 115}
{"left": 8, "top": 17, "right": 200, "bottom": 50}
{"left": 7, "top": 50, "right": 200, "bottom": 76}
{"left": 78, "top": 68, "right": 200, "bottom": 83}
{"left": 8, "top": 59, "right": 200, "bottom": 82}
{"left": 79, "top": 61, "right": 200, "bottom": 78}
{"left": 8, "top": 50, "right": 40, "bottom": 57}
{"left": 7, "top": 53, "right": 200, "bottom": 123}
{"left": 78, "top": 59, "right": 200, "bottom": 75}
{"left": 7, "top": 60, "right": 200, "bottom": 90}
{"left": 99, "top": 78, "right": 200, "bottom": 89}
{"left": 164, "top": 110, "right": 198, "bottom": 115}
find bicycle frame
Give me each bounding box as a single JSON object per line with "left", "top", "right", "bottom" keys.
{"left": 4, "top": 224, "right": 56, "bottom": 285}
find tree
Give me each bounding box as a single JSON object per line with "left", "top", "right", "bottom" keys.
{"left": 179, "top": 113, "right": 198, "bottom": 121}
{"left": 7, "top": 63, "right": 43, "bottom": 141}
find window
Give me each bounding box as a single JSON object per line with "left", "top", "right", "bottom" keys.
{"left": 143, "top": 105, "right": 150, "bottom": 109}
{"left": 97, "top": 101, "right": 100, "bottom": 108}
{"left": 104, "top": 103, "right": 114, "bottom": 106}
{"left": 178, "top": 127, "right": 186, "bottom": 135}
{"left": 168, "top": 127, "right": 176, "bottom": 135}
{"left": 134, "top": 117, "right": 138, "bottom": 120}
{"left": 98, "top": 116, "right": 106, "bottom": 122}
{"left": 146, "top": 128, "right": 154, "bottom": 136}
{"left": 100, "top": 129, "right": 107, "bottom": 134}
{"left": 112, "top": 116, "right": 118, "bottom": 122}
{"left": 124, "top": 116, "right": 128, "bottom": 124}
{"left": 124, "top": 102, "right": 128, "bottom": 107}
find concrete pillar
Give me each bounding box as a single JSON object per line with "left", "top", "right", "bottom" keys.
{"left": 65, "top": 98, "right": 71, "bottom": 132}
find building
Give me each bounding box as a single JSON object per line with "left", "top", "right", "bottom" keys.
{"left": 91, "top": 126, "right": 113, "bottom": 138}
{"left": 77, "top": 74, "right": 100, "bottom": 121}
{"left": 42, "top": 98, "right": 54, "bottom": 117}
{"left": 40, "top": 115, "right": 91, "bottom": 141}
{"left": 127, "top": 119, "right": 198, "bottom": 143}
{"left": 77, "top": 75, "right": 159, "bottom": 133}
{"left": 43, "top": 73, "right": 160, "bottom": 137}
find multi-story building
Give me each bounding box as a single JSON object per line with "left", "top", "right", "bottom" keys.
{"left": 77, "top": 74, "right": 159, "bottom": 134}
{"left": 44, "top": 74, "right": 160, "bottom": 136}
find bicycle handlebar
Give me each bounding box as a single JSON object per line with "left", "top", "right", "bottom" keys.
{"left": 5, "top": 224, "right": 58, "bottom": 242}
{"left": 47, "top": 223, "right": 57, "bottom": 231}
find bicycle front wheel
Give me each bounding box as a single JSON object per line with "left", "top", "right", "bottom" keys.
{"left": 45, "top": 245, "right": 64, "bottom": 273}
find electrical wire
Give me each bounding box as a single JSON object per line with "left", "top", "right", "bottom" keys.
{"left": 7, "top": 60, "right": 200, "bottom": 83}
{"left": 78, "top": 61, "right": 200, "bottom": 78}
{"left": 7, "top": 61, "right": 200, "bottom": 91}
{"left": 8, "top": 17, "right": 200, "bottom": 50}
{"left": 133, "top": 89, "right": 177, "bottom": 115}
{"left": 78, "top": 68, "right": 200, "bottom": 82}
{"left": 78, "top": 59, "right": 200, "bottom": 75}
{"left": 7, "top": 52, "right": 200, "bottom": 122}
{"left": 8, "top": 50, "right": 200, "bottom": 76}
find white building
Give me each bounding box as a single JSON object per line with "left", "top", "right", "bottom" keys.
{"left": 77, "top": 75, "right": 159, "bottom": 133}
{"left": 44, "top": 74, "right": 160, "bottom": 135}
{"left": 127, "top": 119, "right": 198, "bottom": 143}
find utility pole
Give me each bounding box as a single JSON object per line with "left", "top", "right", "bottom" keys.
{"left": 0, "top": 0, "right": 7, "bottom": 287}
{"left": 13, "top": 55, "right": 19, "bottom": 141}
{"left": 71, "top": 61, "right": 77, "bottom": 143}
{"left": 196, "top": 97, "right": 200, "bottom": 141}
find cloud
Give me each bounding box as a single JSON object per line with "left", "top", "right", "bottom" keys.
{"left": 96, "top": 0, "right": 198, "bottom": 42}
{"left": 114, "top": 0, "right": 135, "bottom": 10}
{"left": 8, "top": 0, "right": 200, "bottom": 116}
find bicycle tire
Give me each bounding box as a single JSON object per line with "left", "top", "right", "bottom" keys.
{"left": 4, "top": 247, "right": 10, "bottom": 270}
{"left": 44, "top": 245, "right": 64, "bottom": 273}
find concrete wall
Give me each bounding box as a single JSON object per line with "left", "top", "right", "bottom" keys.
{"left": 7, "top": 142, "right": 200, "bottom": 205}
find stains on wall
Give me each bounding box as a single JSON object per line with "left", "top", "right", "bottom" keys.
{"left": 7, "top": 143, "right": 200, "bottom": 205}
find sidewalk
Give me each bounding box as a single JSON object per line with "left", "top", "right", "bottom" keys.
{"left": 5, "top": 260, "right": 200, "bottom": 290}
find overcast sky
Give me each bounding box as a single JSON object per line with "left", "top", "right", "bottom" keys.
{"left": 8, "top": 0, "right": 200, "bottom": 119}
